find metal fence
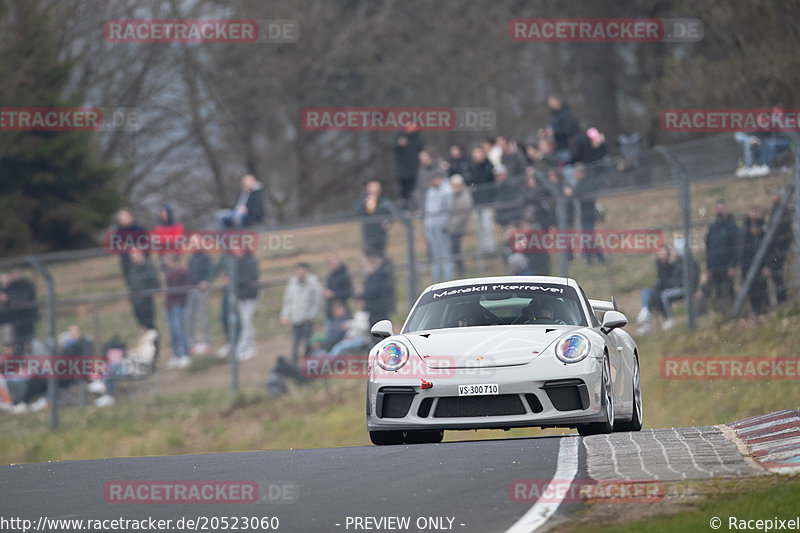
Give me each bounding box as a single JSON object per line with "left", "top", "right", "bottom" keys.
{"left": 2, "top": 132, "right": 798, "bottom": 428}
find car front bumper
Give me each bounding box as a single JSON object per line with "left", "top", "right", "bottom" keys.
{"left": 367, "top": 354, "right": 606, "bottom": 432}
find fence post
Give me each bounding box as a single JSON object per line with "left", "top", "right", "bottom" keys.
{"left": 226, "top": 255, "right": 239, "bottom": 393}
{"left": 791, "top": 133, "right": 800, "bottom": 302}
{"left": 27, "top": 255, "right": 58, "bottom": 430}
{"left": 656, "top": 146, "right": 696, "bottom": 330}
{"left": 399, "top": 215, "right": 417, "bottom": 310}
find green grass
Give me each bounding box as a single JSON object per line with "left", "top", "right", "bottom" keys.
{"left": 576, "top": 476, "right": 800, "bottom": 533}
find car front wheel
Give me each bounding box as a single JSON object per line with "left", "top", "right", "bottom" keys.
{"left": 577, "top": 355, "right": 614, "bottom": 436}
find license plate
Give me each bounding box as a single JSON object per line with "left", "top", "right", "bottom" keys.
{"left": 458, "top": 384, "right": 499, "bottom": 396}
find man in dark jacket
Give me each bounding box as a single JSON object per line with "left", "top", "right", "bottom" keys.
{"left": 704, "top": 199, "right": 739, "bottom": 315}
{"left": 547, "top": 95, "right": 581, "bottom": 163}
{"left": 741, "top": 206, "right": 770, "bottom": 314}
{"left": 359, "top": 252, "right": 395, "bottom": 325}
{"left": 112, "top": 208, "right": 148, "bottom": 287}
{"left": 394, "top": 126, "right": 422, "bottom": 208}
{"left": 468, "top": 146, "right": 497, "bottom": 259}
{"left": 353, "top": 180, "right": 397, "bottom": 255}
{"left": 765, "top": 188, "right": 792, "bottom": 304}
{"left": 217, "top": 174, "right": 265, "bottom": 229}
{"left": 0, "top": 269, "right": 39, "bottom": 354}
{"left": 233, "top": 245, "right": 260, "bottom": 361}
{"left": 128, "top": 249, "right": 160, "bottom": 331}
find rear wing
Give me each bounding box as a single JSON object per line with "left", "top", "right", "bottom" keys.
{"left": 588, "top": 297, "right": 618, "bottom": 313}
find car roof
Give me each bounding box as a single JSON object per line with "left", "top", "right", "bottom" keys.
{"left": 422, "top": 275, "right": 579, "bottom": 294}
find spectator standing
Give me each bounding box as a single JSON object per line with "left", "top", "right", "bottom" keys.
{"left": 359, "top": 252, "right": 395, "bottom": 325}
{"left": 424, "top": 171, "right": 454, "bottom": 283}
{"left": 468, "top": 146, "right": 497, "bottom": 260}
{"left": 497, "top": 137, "right": 527, "bottom": 183}
{"left": 151, "top": 204, "right": 184, "bottom": 268}
{"left": 741, "top": 206, "right": 770, "bottom": 315}
{"left": 448, "top": 175, "right": 473, "bottom": 277}
{"left": 0, "top": 269, "right": 38, "bottom": 354}
{"left": 353, "top": 180, "right": 397, "bottom": 255}
{"left": 233, "top": 244, "right": 260, "bottom": 361}
{"left": 112, "top": 208, "right": 148, "bottom": 287}
{"left": 394, "top": 125, "right": 423, "bottom": 209}
{"left": 217, "top": 174, "right": 265, "bottom": 229}
{"left": 493, "top": 164, "right": 524, "bottom": 230}
{"left": 415, "top": 148, "right": 445, "bottom": 212}
{"left": 323, "top": 255, "right": 353, "bottom": 342}
{"left": 765, "top": 188, "right": 792, "bottom": 304}
{"left": 126, "top": 248, "right": 160, "bottom": 357}
{"left": 704, "top": 199, "right": 739, "bottom": 315}
{"left": 482, "top": 138, "right": 502, "bottom": 167}
{"left": 164, "top": 254, "right": 191, "bottom": 368}
{"left": 564, "top": 164, "right": 604, "bottom": 265}
{"left": 547, "top": 95, "right": 581, "bottom": 164}
{"left": 280, "top": 263, "right": 322, "bottom": 363}
{"left": 185, "top": 234, "right": 212, "bottom": 355}
{"left": 447, "top": 145, "right": 471, "bottom": 181}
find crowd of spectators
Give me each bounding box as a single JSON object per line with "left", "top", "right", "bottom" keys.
{"left": 637, "top": 190, "right": 793, "bottom": 332}
{"left": 389, "top": 94, "right": 612, "bottom": 279}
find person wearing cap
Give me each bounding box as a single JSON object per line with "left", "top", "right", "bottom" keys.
{"left": 568, "top": 127, "right": 608, "bottom": 166}
{"left": 423, "top": 170, "right": 454, "bottom": 283}
{"left": 764, "top": 188, "right": 792, "bottom": 305}
{"left": 704, "top": 199, "right": 739, "bottom": 315}
{"left": 448, "top": 175, "right": 473, "bottom": 277}
{"left": 280, "top": 263, "right": 322, "bottom": 363}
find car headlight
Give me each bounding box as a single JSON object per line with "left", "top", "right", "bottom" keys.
{"left": 376, "top": 341, "right": 409, "bottom": 371}
{"left": 555, "top": 334, "right": 591, "bottom": 364}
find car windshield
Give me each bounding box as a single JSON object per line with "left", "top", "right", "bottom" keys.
{"left": 402, "top": 282, "right": 587, "bottom": 333}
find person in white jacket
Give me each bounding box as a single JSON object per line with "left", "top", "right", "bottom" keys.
{"left": 280, "top": 263, "right": 323, "bottom": 362}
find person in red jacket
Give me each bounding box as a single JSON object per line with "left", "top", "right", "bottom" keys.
{"left": 151, "top": 204, "right": 184, "bottom": 268}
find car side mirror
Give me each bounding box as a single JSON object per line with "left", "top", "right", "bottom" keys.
{"left": 370, "top": 319, "right": 394, "bottom": 339}
{"left": 601, "top": 310, "right": 627, "bottom": 334}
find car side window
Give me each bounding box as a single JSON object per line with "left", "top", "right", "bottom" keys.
{"left": 579, "top": 286, "right": 601, "bottom": 327}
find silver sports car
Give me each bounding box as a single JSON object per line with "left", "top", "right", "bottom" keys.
{"left": 366, "top": 276, "right": 642, "bottom": 445}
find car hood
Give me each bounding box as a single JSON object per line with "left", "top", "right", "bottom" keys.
{"left": 401, "top": 325, "right": 580, "bottom": 368}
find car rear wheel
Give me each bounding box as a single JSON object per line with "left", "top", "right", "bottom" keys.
{"left": 616, "top": 356, "right": 643, "bottom": 432}
{"left": 577, "top": 356, "right": 614, "bottom": 436}
{"left": 369, "top": 430, "right": 405, "bottom": 445}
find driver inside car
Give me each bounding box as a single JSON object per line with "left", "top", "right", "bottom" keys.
{"left": 517, "top": 299, "right": 556, "bottom": 324}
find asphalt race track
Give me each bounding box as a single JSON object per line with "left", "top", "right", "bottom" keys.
{"left": 0, "top": 426, "right": 766, "bottom": 533}
{"left": 0, "top": 436, "right": 588, "bottom": 533}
